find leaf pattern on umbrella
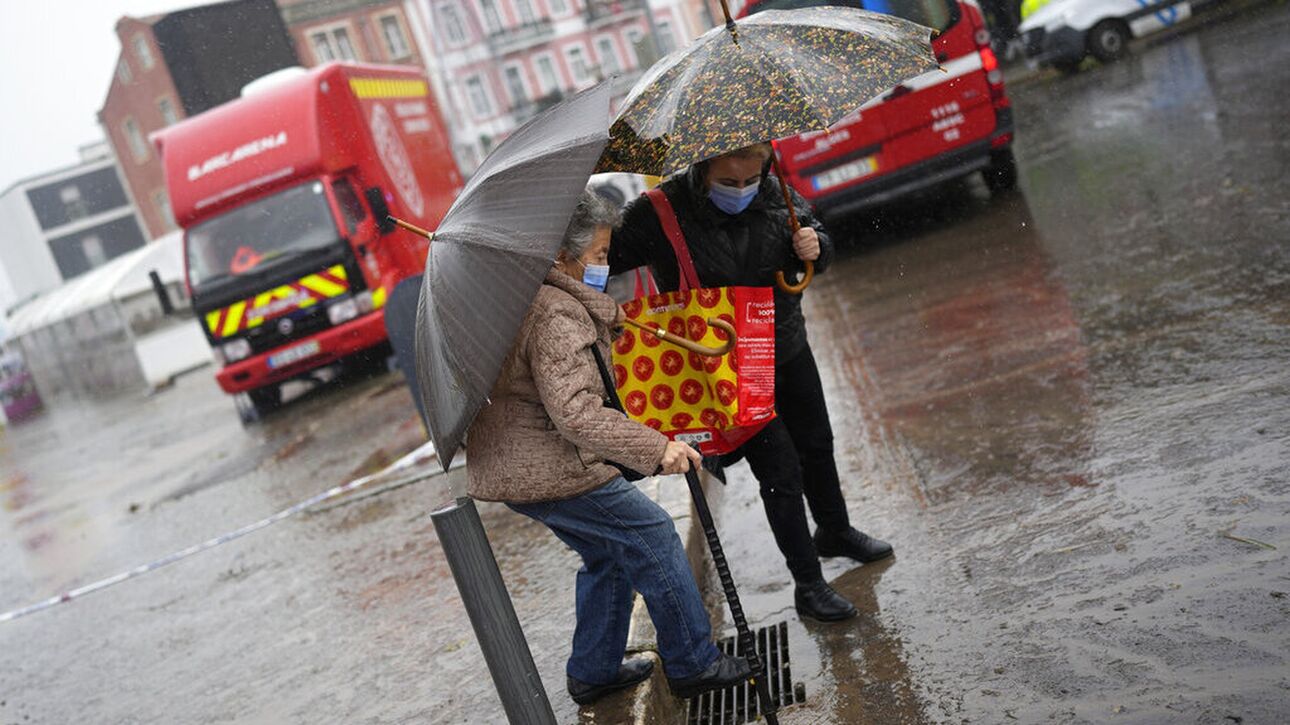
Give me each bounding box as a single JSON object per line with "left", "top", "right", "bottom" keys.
{"left": 597, "top": 7, "right": 940, "bottom": 175}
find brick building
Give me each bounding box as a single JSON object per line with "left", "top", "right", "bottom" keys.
{"left": 278, "top": 0, "right": 425, "bottom": 68}
{"left": 98, "top": 0, "right": 300, "bottom": 240}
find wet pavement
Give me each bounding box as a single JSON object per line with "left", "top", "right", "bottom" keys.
{"left": 709, "top": 4, "right": 1289, "bottom": 723}
{"left": 3, "top": 4, "right": 1289, "bottom": 723}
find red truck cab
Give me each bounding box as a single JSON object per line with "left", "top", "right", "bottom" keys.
{"left": 154, "top": 63, "right": 462, "bottom": 421}
{"left": 740, "top": 0, "right": 1017, "bottom": 217}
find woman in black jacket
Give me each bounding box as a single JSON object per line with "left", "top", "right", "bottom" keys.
{"left": 609, "top": 143, "right": 893, "bottom": 622}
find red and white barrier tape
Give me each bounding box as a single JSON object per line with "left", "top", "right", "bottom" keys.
{"left": 1, "top": 441, "right": 444, "bottom": 623}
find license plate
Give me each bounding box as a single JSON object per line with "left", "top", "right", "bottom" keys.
{"left": 811, "top": 156, "right": 878, "bottom": 191}
{"left": 267, "top": 340, "right": 321, "bottom": 369}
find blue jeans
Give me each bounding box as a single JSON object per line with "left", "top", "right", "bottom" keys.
{"left": 508, "top": 477, "right": 720, "bottom": 684}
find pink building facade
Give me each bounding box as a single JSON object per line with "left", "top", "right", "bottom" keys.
{"left": 404, "top": 0, "right": 708, "bottom": 172}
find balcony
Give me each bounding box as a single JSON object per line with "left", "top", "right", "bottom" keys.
{"left": 584, "top": 0, "right": 646, "bottom": 24}
{"left": 486, "top": 18, "right": 556, "bottom": 56}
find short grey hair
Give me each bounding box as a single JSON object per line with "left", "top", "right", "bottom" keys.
{"left": 561, "top": 189, "right": 622, "bottom": 259}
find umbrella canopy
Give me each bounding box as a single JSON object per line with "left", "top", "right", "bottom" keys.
{"left": 596, "top": 6, "right": 940, "bottom": 176}
{"left": 414, "top": 83, "right": 613, "bottom": 469}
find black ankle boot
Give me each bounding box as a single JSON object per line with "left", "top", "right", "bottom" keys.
{"left": 814, "top": 527, "right": 894, "bottom": 563}
{"left": 666, "top": 652, "right": 752, "bottom": 699}
{"left": 567, "top": 656, "right": 655, "bottom": 705}
{"left": 794, "top": 579, "right": 858, "bottom": 622}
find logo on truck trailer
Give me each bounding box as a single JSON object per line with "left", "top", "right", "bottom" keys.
{"left": 187, "top": 131, "right": 289, "bottom": 182}
{"left": 369, "top": 104, "right": 424, "bottom": 217}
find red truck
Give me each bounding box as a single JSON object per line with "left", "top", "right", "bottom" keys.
{"left": 154, "top": 63, "right": 462, "bottom": 421}
{"left": 740, "top": 0, "right": 1016, "bottom": 217}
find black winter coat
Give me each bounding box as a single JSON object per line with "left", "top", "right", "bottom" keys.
{"left": 609, "top": 168, "right": 834, "bottom": 363}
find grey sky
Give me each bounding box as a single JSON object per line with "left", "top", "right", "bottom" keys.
{"left": 0, "top": 0, "right": 195, "bottom": 191}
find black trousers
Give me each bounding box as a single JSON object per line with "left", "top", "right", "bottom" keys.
{"left": 737, "top": 343, "right": 851, "bottom": 583}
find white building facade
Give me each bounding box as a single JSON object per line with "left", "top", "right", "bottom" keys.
{"left": 403, "top": 0, "right": 709, "bottom": 172}
{"left": 0, "top": 142, "right": 149, "bottom": 316}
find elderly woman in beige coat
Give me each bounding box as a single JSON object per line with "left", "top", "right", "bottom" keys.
{"left": 466, "top": 191, "right": 749, "bottom": 706}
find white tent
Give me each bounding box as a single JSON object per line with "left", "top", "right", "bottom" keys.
{"left": 4, "top": 232, "right": 211, "bottom": 397}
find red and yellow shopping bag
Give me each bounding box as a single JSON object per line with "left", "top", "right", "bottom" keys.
{"left": 612, "top": 287, "right": 776, "bottom": 455}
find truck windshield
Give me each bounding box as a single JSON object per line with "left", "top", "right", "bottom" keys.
{"left": 185, "top": 180, "right": 341, "bottom": 290}
{"left": 747, "top": 0, "right": 956, "bottom": 33}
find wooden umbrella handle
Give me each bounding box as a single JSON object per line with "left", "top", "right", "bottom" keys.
{"left": 621, "top": 317, "right": 736, "bottom": 357}
{"left": 772, "top": 159, "right": 814, "bottom": 295}
{"left": 388, "top": 215, "right": 434, "bottom": 239}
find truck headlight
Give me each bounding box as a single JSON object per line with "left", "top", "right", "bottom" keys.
{"left": 328, "top": 297, "right": 360, "bottom": 325}
{"left": 221, "top": 338, "right": 252, "bottom": 363}
{"left": 354, "top": 291, "right": 375, "bottom": 314}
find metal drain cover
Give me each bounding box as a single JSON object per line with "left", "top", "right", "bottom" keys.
{"left": 688, "top": 621, "right": 805, "bottom": 724}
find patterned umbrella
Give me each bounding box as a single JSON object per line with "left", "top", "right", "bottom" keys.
{"left": 596, "top": 3, "right": 940, "bottom": 176}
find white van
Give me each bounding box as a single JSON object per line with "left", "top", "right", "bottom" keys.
{"left": 1019, "top": 0, "right": 1216, "bottom": 72}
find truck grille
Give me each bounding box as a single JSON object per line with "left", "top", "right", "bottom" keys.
{"left": 244, "top": 304, "right": 333, "bottom": 355}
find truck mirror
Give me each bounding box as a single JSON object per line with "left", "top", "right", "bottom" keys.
{"left": 149, "top": 270, "right": 175, "bottom": 315}
{"left": 365, "top": 187, "right": 397, "bottom": 234}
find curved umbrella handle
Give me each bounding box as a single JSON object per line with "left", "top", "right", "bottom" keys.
{"left": 772, "top": 158, "right": 813, "bottom": 295}
{"left": 621, "top": 317, "right": 736, "bottom": 357}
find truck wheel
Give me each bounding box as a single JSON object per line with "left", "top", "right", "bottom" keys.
{"left": 246, "top": 385, "right": 282, "bottom": 420}
{"left": 983, "top": 148, "right": 1019, "bottom": 193}
{"left": 1088, "top": 20, "right": 1130, "bottom": 63}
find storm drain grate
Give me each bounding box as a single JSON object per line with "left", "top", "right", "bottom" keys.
{"left": 687, "top": 621, "right": 805, "bottom": 724}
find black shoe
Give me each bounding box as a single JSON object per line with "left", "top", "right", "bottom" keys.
{"left": 814, "top": 527, "right": 894, "bottom": 564}
{"left": 667, "top": 652, "right": 753, "bottom": 699}
{"left": 794, "top": 579, "right": 859, "bottom": 622}
{"left": 567, "top": 656, "right": 655, "bottom": 705}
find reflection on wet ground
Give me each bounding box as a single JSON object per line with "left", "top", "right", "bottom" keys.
{"left": 2, "top": 4, "right": 1289, "bottom": 723}
{"left": 708, "top": 5, "right": 1289, "bottom": 722}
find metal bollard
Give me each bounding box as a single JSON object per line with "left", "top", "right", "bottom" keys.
{"left": 431, "top": 496, "right": 557, "bottom": 724}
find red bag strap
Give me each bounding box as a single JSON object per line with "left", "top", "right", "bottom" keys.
{"left": 645, "top": 188, "right": 701, "bottom": 293}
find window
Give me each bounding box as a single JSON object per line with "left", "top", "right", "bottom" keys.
{"left": 61, "top": 186, "right": 89, "bottom": 221}
{"left": 595, "top": 37, "right": 620, "bottom": 75}
{"left": 548, "top": 0, "right": 568, "bottom": 13}
{"left": 464, "top": 75, "right": 493, "bottom": 117}
{"left": 503, "top": 65, "right": 528, "bottom": 107}
{"left": 625, "top": 28, "right": 644, "bottom": 65}
{"left": 332, "top": 180, "right": 367, "bottom": 235}
{"left": 132, "top": 34, "right": 155, "bottom": 69}
{"left": 153, "top": 189, "right": 175, "bottom": 230}
{"left": 514, "top": 0, "right": 537, "bottom": 23}
{"left": 158, "top": 97, "right": 179, "bottom": 126}
{"left": 82, "top": 235, "right": 108, "bottom": 269}
{"left": 565, "top": 45, "right": 591, "bottom": 84}
{"left": 479, "top": 0, "right": 503, "bottom": 33}
{"left": 116, "top": 59, "right": 132, "bottom": 84}
{"left": 379, "top": 14, "right": 411, "bottom": 59}
{"left": 439, "top": 3, "right": 468, "bottom": 44}
{"left": 123, "top": 118, "right": 149, "bottom": 162}
{"left": 534, "top": 54, "right": 559, "bottom": 94}
{"left": 656, "top": 20, "right": 676, "bottom": 54}
{"left": 311, "top": 25, "right": 359, "bottom": 62}
{"left": 748, "top": 0, "right": 956, "bottom": 32}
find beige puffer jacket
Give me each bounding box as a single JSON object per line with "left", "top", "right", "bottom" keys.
{"left": 466, "top": 269, "right": 668, "bottom": 503}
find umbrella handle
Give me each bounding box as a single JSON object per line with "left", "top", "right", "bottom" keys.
{"left": 772, "top": 158, "right": 814, "bottom": 295}
{"left": 388, "top": 215, "right": 434, "bottom": 240}
{"left": 621, "top": 317, "right": 736, "bottom": 357}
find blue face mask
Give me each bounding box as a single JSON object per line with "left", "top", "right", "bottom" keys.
{"left": 582, "top": 263, "right": 610, "bottom": 292}
{"left": 708, "top": 181, "right": 760, "bottom": 215}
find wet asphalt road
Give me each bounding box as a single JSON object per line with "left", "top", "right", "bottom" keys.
{"left": 2, "top": 4, "right": 1289, "bottom": 723}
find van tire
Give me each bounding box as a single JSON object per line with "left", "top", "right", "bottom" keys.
{"left": 983, "top": 148, "right": 1019, "bottom": 193}
{"left": 1088, "top": 20, "right": 1130, "bottom": 63}
{"left": 238, "top": 385, "right": 281, "bottom": 424}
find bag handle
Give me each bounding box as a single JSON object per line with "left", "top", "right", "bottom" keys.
{"left": 645, "top": 188, "right": 701, "bottom": 293}
{"left": 590, "top": 345, "right": 625, "bottom": 414}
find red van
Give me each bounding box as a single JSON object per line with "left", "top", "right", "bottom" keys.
{"left": 739, "top": 0, "right": 1017, "bottom": 218}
